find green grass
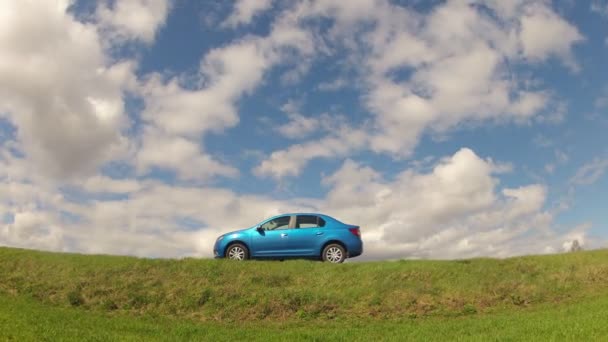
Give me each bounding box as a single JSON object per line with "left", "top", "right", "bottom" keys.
{"left": 1, "top": 289, "right": 607, "bottom": 341}
{"left": 1, "top": 247, "right": 608, "bottom": 340}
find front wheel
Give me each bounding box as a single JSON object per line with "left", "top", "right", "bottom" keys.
{"left": 226, "top": 243, "right": 249, "bottom": 261}
{"left": 322, "top": 244, "right": 346, "bottom": 263}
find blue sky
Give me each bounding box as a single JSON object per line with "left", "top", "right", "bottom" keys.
{"left": 0, "top": 0, "right": 607, "bottom": 259}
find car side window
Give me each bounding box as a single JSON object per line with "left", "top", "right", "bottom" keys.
{"left": 260, "top": 216, "right": 291, "bottom": 230}
{"left": 296, "top": 215, "right": 325, "bottom": 228}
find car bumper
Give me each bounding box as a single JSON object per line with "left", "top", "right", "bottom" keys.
{"left": 348, "top": 240, "right": 363, "bottom": 258}
{"left": 213, "top": 246, "right": 223, "bottom": 258}
{"left": 213, "top": 240, "right": 223, "bottom": 258}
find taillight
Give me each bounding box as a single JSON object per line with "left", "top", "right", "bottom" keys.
{"left": 349, "top": 227, "right": 361, "bottom": 237}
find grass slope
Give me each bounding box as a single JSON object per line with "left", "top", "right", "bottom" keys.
{"left": 2, "top": 292, "right": 607, "bottom": 341}
{"left": 1, "top": 247, "right": 608, "bottom": 340}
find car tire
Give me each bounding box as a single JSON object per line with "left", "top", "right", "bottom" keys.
{"left": 226, "top": 243, "right": 249, "bottom": 261}
{"left": 322, "top": 244, "right": 346, "bottom": 263}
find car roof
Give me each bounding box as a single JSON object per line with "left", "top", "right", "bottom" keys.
{"left": 256, "top": 213, "right": 346, "bottom": 226}
{"left": 264, "top": 213, "right": 333, "bottom": 220}
{"left": 284, "top": 212, "right": 326, "bottom": 216}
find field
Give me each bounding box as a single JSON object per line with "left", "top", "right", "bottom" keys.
{"left": 1, "top": 247, "right": 607, "bottom": 340}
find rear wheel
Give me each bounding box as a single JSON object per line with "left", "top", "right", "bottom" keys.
{"left": 226, "top": 243, "right": 249, "bottom": 261}
{"left": 322, "top": 244, "right": 346, "bottom": 263}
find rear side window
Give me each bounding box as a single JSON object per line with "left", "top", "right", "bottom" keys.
{"left": 296, "top": 215, "right": 326, "bottom": 228}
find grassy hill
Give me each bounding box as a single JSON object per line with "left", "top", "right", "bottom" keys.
{"left": 1, "top": 247, "right": 608, "bottom": 340}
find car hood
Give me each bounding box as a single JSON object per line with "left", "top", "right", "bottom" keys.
{"left": 221, "top": 227, "right": 252, "bottom": 237}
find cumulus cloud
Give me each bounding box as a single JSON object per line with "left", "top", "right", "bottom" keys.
{"left": 1, "top": 211, "right": 64, "bottom": 252}
{"left": 570, "top": 157, "right": 608, "bottom": 186}
{"left": 136, "top": 126, "right": 238, "bottom": 180}
{"left": 222, "top": 0, "right": 274, "bottom": 28}
{"left": 277, "top": 113, "right": 320, "bottom": 139}
{"left": 363, "top": 0, "right": 576, "bottom": 152}
{"left": 518, "top": 3, "right": 584, "bottom": 69}
{"left": 0, "top": 149, "right": 315, "bottom": 256}
{"left": 591, "top": 1, "right": 608, "bottom": 18}
{"left": 544, "top": 149, "right": 569, "bottom": 174}
{"left": 275, "top": 101, "right": 331, "bottom": 139}
{"left": 0, "top": 0, "right": 135, "bottom": 179}
{"left": 320, "top": 148, "right": 585, "bottom": 259}
{"left": 80, "top": 175, "right": 142, "bottom": 194}
{"left": 255, "top": 0, "right": 582, "bottom": 175}
{"left": 255, "top": 125, "right": 368, "bottom": 179}
{"left": 595, "top": 87, "right": 608, "bottom": 109}
{"left": 1, "top": 147, "right": 592, "bottom": 259}
{"left": 0, "top": 0, "right": 598, "bottom": 261}
{"left": 96, "top": 0, "right": 171, "bottom": 44}
{"left": 139, "top": 38, "right": 271, "bottom": 137}
{"left": 317, "top": 78, "right": 347, "bottom": 92}
{"left": 136, "top": 8, "right": 316, "bottom": 180}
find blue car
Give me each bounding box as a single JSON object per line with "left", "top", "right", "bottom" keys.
{"left": 213, "top": 213, "right": 363, "bottom": 263}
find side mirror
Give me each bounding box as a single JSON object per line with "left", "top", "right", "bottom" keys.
{"left": 256, "top": 226, "right": 264, "bottom": 232}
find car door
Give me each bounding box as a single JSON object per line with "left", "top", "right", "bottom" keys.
{"left": 251, "top": 215, "right": 293, "bottom": 257}
{"left": 284, "top": 215, "right": 326, "bottom": 256}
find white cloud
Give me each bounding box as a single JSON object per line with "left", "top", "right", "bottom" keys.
{"left": 545, "top": 149, "right": 569, "bottom": 174}
{"left": 1, "top": 147, "right": 593, "bottom": 259}
{"left": 320, "top": 148, "right": 589, "bottom": 259}
{"left": 222, "top": 0, "right": 274, "bottom": 28}
{"left": 363, "top": 0, "right": 576, "bottom": 155}
{"left": 96, "top": 0, "right": 171, "bottom": 44}
{"left": 591, "top": 0, "right": 608, "bottom": 18}
{"left": 595, "top": 87, "right": 608, "bottom": 108}
{"left": 136, "top": 127, "right": 238, "bottom": 180}
{"left": 518, "top": 3, "right": 584, "bottom": 69}
{"left": 555, "top": 150, "right": 569, "bottom": 164}
{"left": 1, "top": 211, "right": 64, "bottom": 252}
{"left": 255, "top": 125, "right": 368, "bottom": 179}
{"left": 570, "top": 157, "right": 608, "bottom": 186}
{"left": 0, "top": 0, "right": 598, "bottom": 261}
{"left": 80, "top": 176, "right": 142, "bottom": 194}
{"left": 276, "top": 101, "right": 323, "bottom": 139}
{"left": 277, "top": 116, "right": 319, "bottom": 139}
{"left": 137, "top": 9, "right": 316, "bottom": 180}
{"left": 256, "top": 0, "right": 581, "bottom": 175}
{"left": 317, "top": 78, "right": 347, "bottom": 91}
{"left": 535, "top": 101, "right": 567, "bottom": 125}
{"left": 0, "top": 0, "right": 135, "bottom": 179}
{"left": 0, "top": 157, "right": 316, "bottom": 257}
{"left": 533, "top": 134, "right": 554, "bottom": 148}
{"left": 134, "top": 39, "right": 272, "bottom": 180}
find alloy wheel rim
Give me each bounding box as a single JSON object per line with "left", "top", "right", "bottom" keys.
{"left": 326, "top": 247, "right": 343, "bottom": 263}
{"left": 228, "top": 246, "right": 245, "bottom": 260}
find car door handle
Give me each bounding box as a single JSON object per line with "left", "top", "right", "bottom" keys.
{"left": 280, "top": 233, "right": 288, "bottom": 237}
{"left": 316, "top": 232, "right": 324, "bottom": 236}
